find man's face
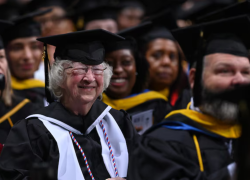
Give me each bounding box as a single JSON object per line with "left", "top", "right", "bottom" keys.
{"left": 34, "top": 7, "right": 75, "bottom": 37}
{"left": 200, "top": 53, "right": 250, "bottom": 122}
{"left": 117, "top": 7, "right": 144, "bottom": 30}
{"left": 202, "top": 53, "right": 250, "bottom": 92}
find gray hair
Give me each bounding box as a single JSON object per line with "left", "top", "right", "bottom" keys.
{"left": 49, "top": 58, "right": 113, "bottom": 100}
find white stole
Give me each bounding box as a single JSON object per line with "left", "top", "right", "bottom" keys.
{"left": 26, "top": 106, "right": 128, "bottom": 180}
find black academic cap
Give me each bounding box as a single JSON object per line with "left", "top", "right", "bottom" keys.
{"left": 3, "top": 9, "right": 51, "bottom": 45}
{"left": 104, "top": 37, "right": 137, "bottom": 53}
{"left": 37, "top": 29, "right": 124, "bottom": 103}
{"left": 82, "top": 5, "right": 119, "bottom": 24}
{"left": 117, "top": 12, "right": 177, "bottom": 49}
{"left": 140, "top": 0, "right": 186, "bottom": 16}
{"left": 0, "top": 20, "right": 13, "bottom": 49}
{"left": 0, "top": 2, "right": 21, "bottom": 21}
{"left": 142, "top": 9, "right": 178, "bottom": 30}
{"left": 197, "top": 0, "right": 250, "bottom": 23}
{"left": 176, "top": 0, "right": 236, "bottom": 22}
{"left": 37, "top": 29, "right": 125, "bottom": 64}
{"left": 118, "top": 0, "right": 144, "bottom": 10}
{"left": 172, "top": 15, "right": 250, "bottom": 106}
{"left": 24, "top": 0, "right": 66, "bottom": 11}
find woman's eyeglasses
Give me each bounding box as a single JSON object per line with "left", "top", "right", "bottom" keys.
{"left": 65, "top": 66, "right": 107, "bottom": 75}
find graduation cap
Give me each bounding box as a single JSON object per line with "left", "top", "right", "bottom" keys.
{"left": 37, "top": 29, "right": 125, "bottom": 103}
{"left": 0, "top": 20, "right": 13, "bottom": 49}
{"left": 197, "top": 0, "right": 250, "bottom": 23}
{"left": 3, "top": 9, "right": 51, "bottom": 45}
{"left": 24, "top": 0, "right": 67, "bottom": 11}
{"left": 172, "top": 15, "right": 250, "bottom": 106}
{"left": 118, "top": 0, "right": 144, "bottom": 10}
{"left": 117, "top": 9, "right": 177, "bottom": 49}
{"left": 140, "top": 0, "right": 187, "bottom": 16}
{"left": 176, "top": 0, "right": 236, "bottom": 22}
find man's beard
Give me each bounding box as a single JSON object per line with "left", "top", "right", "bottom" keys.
{"left": 200, "top": 87, "right": 239, "bottom": 124}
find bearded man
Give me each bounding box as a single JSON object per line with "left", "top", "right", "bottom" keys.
{"left": 127, "top": 15, "right": 250, "bottom": 180}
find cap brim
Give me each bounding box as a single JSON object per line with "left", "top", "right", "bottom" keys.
{"left": 172, "top": 15, "right": 250, "bottom": 63}
{"left": 37, "top": 29, "right": 125, "bottom": 46}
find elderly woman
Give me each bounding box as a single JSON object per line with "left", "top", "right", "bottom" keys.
{"left": 0, "top": 29, "right": 138, "bottom": 180}
{"left": 0, "top": 20, "right": 37, "bottom": 144}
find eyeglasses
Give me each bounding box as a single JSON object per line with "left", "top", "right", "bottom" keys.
{"left": 65, "top": 65, "right": 107, "bottom": 75}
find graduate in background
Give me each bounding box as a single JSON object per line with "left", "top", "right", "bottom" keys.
{"left": 24, "top": 0, "right": 76, "bottom": 64}
{"left": 103, "top": 25, "right": 170, "bottom": 133}
{"left": 0, "top": 20, "right": 37, "bottom": 144}
{"left": 0, "top": 29, "right": 138, "bottom": 180}
{"left": 116, "top": 0, "right": 145, "bottom": 31}
{"left": 79, "top": 4, "right": 119, "bottom": 33}
{"left": 3, "top": 10, "right": 51, "bottom": 108}
{"left": 120, "top": 10, "right": 190, "bottom": 110}
{"left": 128, "top": 15, "right": 250, "bottom": 180}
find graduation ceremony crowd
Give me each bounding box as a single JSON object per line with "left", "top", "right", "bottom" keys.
{"left": 0, "top": 0, "right": 250, "bottom": 179}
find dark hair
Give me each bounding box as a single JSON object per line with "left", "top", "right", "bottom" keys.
{"left": 139, "top": 38, "right": 189, "bottom": 100}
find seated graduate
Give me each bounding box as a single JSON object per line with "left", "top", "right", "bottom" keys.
{"left": 103, "top": 31, "right": 170, "bottom": 134}
{"left": 2, "top": 10, "right": 50, "bottom": 108}
{"left": 0, "top": 29, "right": 139, "bottom": 180}
{"left": 127, "top": 15, "right": 250, "bottom": 180}
{"left": 77, "top": 3, "right": 119, "bottom": 34}
{"left": 0, "top": 20, "right": 37, "bottom": 144}
{"left": 116, "top": 1, "right": 145, "bottom": 31}
{"left": 119, "top": 10, "right": 190, "bottom": 111}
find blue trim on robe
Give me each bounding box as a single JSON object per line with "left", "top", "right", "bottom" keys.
{"left": 125, "top": 89, "right": 150, "bottom": 98}
{"left": 162, "top": 121, "right": 221, "bottom": 138}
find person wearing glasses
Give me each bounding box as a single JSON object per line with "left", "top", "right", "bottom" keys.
{"left": 0, "top": 29, "right": 138, "bottom": 180}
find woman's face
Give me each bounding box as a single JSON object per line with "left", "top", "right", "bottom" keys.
{"left": 0, "top": 49, "right": 8, "bottom": 79}
{"left": 62, "top": 62, "right": 105, "bottom": 104}
{"left": 105, "top": 49, "right": 136, "bottom": 99}
{"left": 6, "top": 37, "right": 42, "bottom": 80}
{"left": 146, "top": 38, "right": 179, "bottom": 89}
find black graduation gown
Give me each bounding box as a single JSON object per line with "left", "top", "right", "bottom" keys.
{"left": 0, "top": 100, "right": 139, "bottom": 180}
{"left": 11, "top": 77, "right": 46, "bottom": 108}
{"left": 13, "top": 88, "right": 45, "bottom": 108}
{"left": 0, "top": 96, "right": 38, "bottom": 144}
{"left": 102, "top": 91, "right": 171, "bottom": 133}
{"left": 127, "top": 112, "right": 235, "bottom": 180}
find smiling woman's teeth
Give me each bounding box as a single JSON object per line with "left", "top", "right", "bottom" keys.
{"left": 111, "top": 79, "right": 126, "bottom": 83}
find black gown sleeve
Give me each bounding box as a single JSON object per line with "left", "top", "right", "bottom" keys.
{"left": 127, "top": 132, "right": 230, "bottom": 180}
{"left": 0, "top": 118, "right": 59, "bottom": 180}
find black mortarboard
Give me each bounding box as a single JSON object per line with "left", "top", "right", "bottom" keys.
{"left": 82, "top": 5, "right": 119, "bottom": 25}
{"left": 197, "top": 0, "right": 250, "bottom": 23}
{"left": 37, "top": 29, "right": 125, "bottom": 103}
{"left": 172, "top": 15, "right": 250, "bottom": 106}
{"left": 0, "top": 2, "right": 21, "bottom": 21}
{"left": 117, "top": 10, "right": 177, "bottom": 48}
{"left": 176, "top": 0, "right": 236, "bottom": 22}
{"left": 24, "top": 0, "right": 66, "bottom": 11}
{"left": 104, "top": 37, "right": 137, "bottom": 53}
{"left": 0, "top": 20, "right": 13, "bottom": 49}
{"left": 118, "top": 0, "right": 144, "bottom": 10}
{"left": 3, "top": 9, "right": 51, "bottom": 45}
{"left": 140, "top": 0, "right": 186, "bottom": 16}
